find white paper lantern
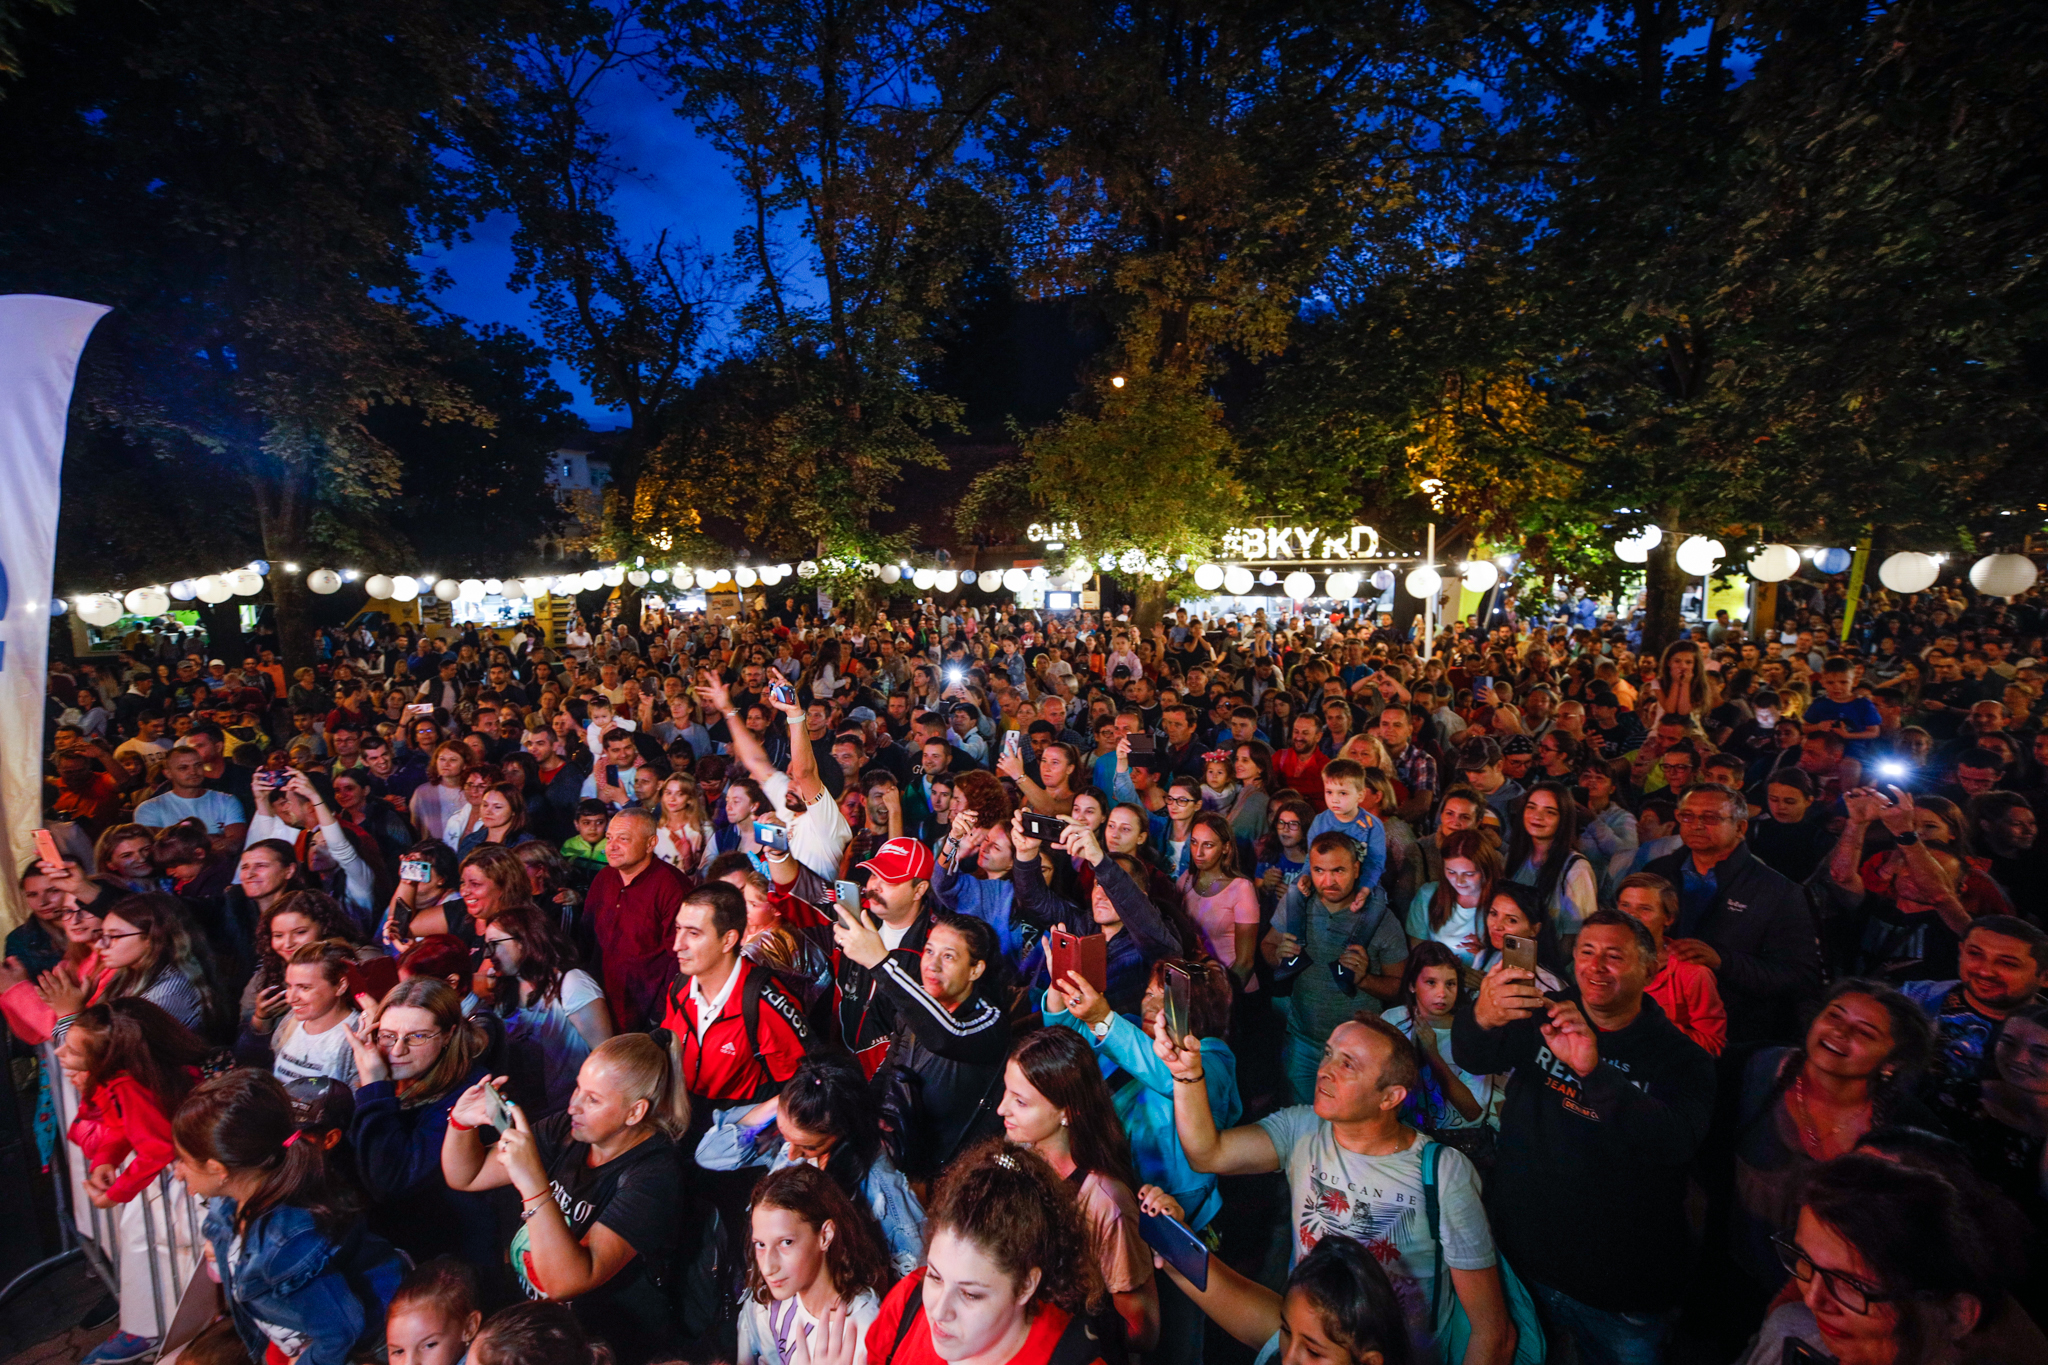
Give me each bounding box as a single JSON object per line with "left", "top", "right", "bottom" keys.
{"left": 626, "top": 570, "right": 649, "bottom": 588}
{"left": 390, "top": 575, "right": 420, "bottom": 602}
{"left": 124, "top": 587, "right": 169, "bottom": 616}
{"left": 1029, "top": 566, "right": 1049, "bottom": 583}
{"left": 758, "top": 568, "right": 781, "bottom": 586}
{"left": 935, "top": 569, "right": 958, "bottom": 592}
{"left": 227, "top": 568, "right": 264, "bottom": 597}
{"left": 169, "top": 580, "right": 196, "bottom": 601}
{"left": 1876, "top": 551, "right": 1938, "bottom": 594}
{"left": 1460, "top": 560, "right": 1500, "bottom": 593}
{"left": 1283, "top": 571, "right": 1315, "bottom": 600}
{"left": 1614, "top": 525, "right": 1663, "bottom": 563}
{"left": 305, "top": 570, "right": 342, "bottom": 596}
{"left": 517, "top": 576, "right": 544, "bottom": 598}
{"left": 1257, "top": 569, "right": 1279, "bottom": 586}
{"left": 481, "top": 578, "right": 504, "bottom": 596}
{"left": 77, "top": 595, "right": 122, "bottom": 626}
{"left": 648, "top": 570, "right": 668, "bottom": 585}
{"left": 427, "top": 578, "right": 455, "bottom": 602}
{"left": 248, "top": 560, "right": 270, "bottom": 576}
{"left": 195, "top": 575, "right": 233, "bottom": 604}
{"left": 458, "top": 578, "right": 485, "bottom": 601}
{"left": 1324, "top": 571, "right": 1360, "bottom": 599}
{"left": 980, "top": 570, "right": 1003, "bottom": 593}
{"left": 601, "top": 566, "right": 626, "bottom": 588}
{"left": 797, "top": 561, "right": 819, "bottom": 580}
{"left": 1814, "top": 547, "right": 1853, "bottom": 574}
{"left": 1746, "top": 544, "right": 1801, "bottom": 582}
{"left": 1675, "top": 536, "right": 1726, "bottom": 576}
{"left": 878, "top": 564, "right": 901, "bottom": 584}
{"left": 1192, "top": 563, "right": 1224, "bottom": 591}
{"left": 734, "top": 567, "right": 757, "bottom": 588}
{"left": 1405, "top": 565, "right": 1443, "bottom": 597}
{"left": 687, "top": 568, "right": 710, "bottom": 590}
{"left": 1222, "top": 566, "right": 1255, "bottom": 596}
{"left": 912, "top": 568, "right": 936, "bottom": 590}
{"left": 999, "top": 567, "right": 1027, "bottom": 593}
{"left": 578, "top": 570, "right": 604, "bottom": 592}
{"left": 1370, "top": 569, "right": 1395, "bottom": 592}
{"left": 959, "top": 569, "right": 978, "bottom": 585}
{"left": 1971, "top": 553, "right": 2039, "bottom": 598}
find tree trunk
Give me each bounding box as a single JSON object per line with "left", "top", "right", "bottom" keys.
{"left": 252, "top": 457, "right": 314, "bottom": 674}
{"left": 194, "top": 600, "right": 245, "bottom": 661}
{"left": 1131, "top": 578, "right": 1170, "bottom": 630}
{"left": 1641, "top": 529, "right": 1685, "bottom": 656}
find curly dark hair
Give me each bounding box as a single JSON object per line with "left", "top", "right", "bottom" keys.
{"left": 253, "top": 890, "right": 360, "bottom": 993}
{"left": 926, "top": 1138, "right": 1105, "bottom": 1320}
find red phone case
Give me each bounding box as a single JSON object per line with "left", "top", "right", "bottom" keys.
{"left": 1047, "top": 928, "right": 1108, "bottom": 995}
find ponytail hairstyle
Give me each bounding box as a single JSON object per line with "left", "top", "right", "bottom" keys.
{"left": 286, "top": 938, "right": 362, "bottom": 991}
{"left": 743, "top": 1164, "right": 893, "bottom": 1306}
{"left": 173, "top": 1068, "right": 358, "bottom": 1234}
{"left": 375, "top": 979, "right": 485, "bottom": 1109}
{"left": 1286, "top": 1235, "right": 1415, "bottom": 1365}
{"left": 71, "top": 998, "right": 208, "bottom": 1113}
{"left": 928, "top": 1139, "right": 1106, "bottom": 1319}
{"left": 778, "top": 1052, "right": 883, "bottom": 1193}
{"left": 471, "top": 1302, "right": 613, "bottom": 1365}
{"left": 591, "top": 1032, "right": 689, "bottom": 1140}
{"left": 1006, "top": 1028, "right": 1140, "bottom": 1192}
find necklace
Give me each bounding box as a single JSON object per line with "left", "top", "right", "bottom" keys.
{"left": 1793, "top": 1072, "right": 1865, "bottom": 1156}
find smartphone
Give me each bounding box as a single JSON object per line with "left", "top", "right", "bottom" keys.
{"left": 1046, "top": 927, "right": 1109, "bottom": 996}
{"left": 1137, "top": 1211, "right": 1209, "bottom": 1292}
{"left": 754, "top": 820, "right": 790, "bottom": 852}
{"left": 1001, "top": 728, "right": 1023, "bottom": 761}
{"left": 1502, "top": 934, "right": 1538, "bottom": 974}
{"left": 1018, "top": 811, "right": 1066, "bottom": 842}
{"left": 32, "top": 828, "right": 63, "bottom": 874}
{"left": 1126, "top": 732, "right": 1156, "bottom": 754}
{"left": 833, "top": 880, "right": 863, "bottom": 915}
{"left": 399, "top": 858, "right": 432, "bottom": 883}
{"left": 480, "top": 1078, "right": 514, "bottom": 1133}
{"left": 1780, "top": 1340, "right": 1829, "bottom": 1365}
{"left": 767, "top": 675, "right": 796, "bottom": 709}
{"left": 1474, "top": 675, "right": 1494, "bottom": 695}
{"left": 1162, "top": 964, "right": 1192, "bottom": 1046}
{"left": 403, "top": 703, "right": 431, "bottom": 720}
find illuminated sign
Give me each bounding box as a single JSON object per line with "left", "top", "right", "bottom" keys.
{"left": 1220, "top": 524, "right": 1381, "bottom": 562}
{"left": 1025, "top": 522, "right": 1083, "bottom": 543}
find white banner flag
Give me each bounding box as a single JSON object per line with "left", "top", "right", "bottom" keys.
{"left": 0, "top": 294, "right": 110, "bottom": 930}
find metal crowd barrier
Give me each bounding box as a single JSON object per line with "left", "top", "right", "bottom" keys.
{"left": 0, "top": 1045, "right": 208, "bottom": 1346}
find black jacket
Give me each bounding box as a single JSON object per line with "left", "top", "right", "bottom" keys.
{"left": 872, "top": 957, "right": 1009, "bottom": 1168}
{"left": 1452, "top": 992, "right": 1715, "bottom": 1313}
{"left": 1643, "top": 841, "right": 1822, "bottom": 1047}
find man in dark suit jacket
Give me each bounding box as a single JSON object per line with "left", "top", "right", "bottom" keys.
{"left": 1645, "top": 782, "right": 1824, "bottom": 1050}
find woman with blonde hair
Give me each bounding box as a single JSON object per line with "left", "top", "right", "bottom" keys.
{"left": 442, "top": 1033, "right": 688, "bottom": 1365}
{"left": 653, "top": 774, "right": 716, "bottom": 874}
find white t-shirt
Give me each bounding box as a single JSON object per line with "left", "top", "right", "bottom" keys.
{"left": 1379, "top": 1006, "right": 1503, "bottom": 1130}
{"left": 737, "top": 1288, "right": 880, "bottom": 1365}
{"left": 271, "top": 1011, "right": 361, "bottom": 1087}
{"left": 761, "top": 771, "right": 851, "bottom": 883}
{"left": 506, "top": 969, "right": 606, "bottom": 1113}
{"left": 134, "top": 788, "right": 246, "bottom": 833}
{"left": 1254, "top": 1109, "right": 1494, "bottom": 1357}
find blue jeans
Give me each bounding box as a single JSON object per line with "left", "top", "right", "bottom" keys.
{"left": 1527, "top": 1282, "right": 1677, "bottom": 1365}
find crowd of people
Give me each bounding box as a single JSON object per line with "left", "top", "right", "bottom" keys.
{"left": 12, "top": 570, "right": 2048, "bottom": 1365}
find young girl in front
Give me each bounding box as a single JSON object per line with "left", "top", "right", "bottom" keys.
{"left": 1379, "top": 944, "right": 1502, "bottom": 1155}
{"left": 738, "top": 1164, "right": 893, "bottom": 1365}
{"left": 386, "top": 1258, "right": 483, "bottom": 1365}
{"left": 65, "top": 999, "right": 209, "bottom": 1365}
{"left": 176, "top": 1068, "right": 408, "bottom": 1365}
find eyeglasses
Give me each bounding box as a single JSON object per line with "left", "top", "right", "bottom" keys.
{"left": 1771, "top": 1234, "right": 1891, "bottom": 1314}
{"left": 94, "top": 928, "right": 145, "bottom": 945}
{"left": 484, "top": 936, "right": 518, "bottom": 950}
{"left": 375, "top": 1027, "right": 445, "bottom": 1052}
{"left": 1165, "top": 794, "right": 1198, "bottom": 805}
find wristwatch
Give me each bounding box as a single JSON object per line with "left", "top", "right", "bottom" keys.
{"left": 1089, "top": 1019, "right": 1113, "bottom": 1040}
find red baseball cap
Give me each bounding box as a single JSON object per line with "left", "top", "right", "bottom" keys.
{"left": 858, "top": 836, "right": 935, "bottom": 884}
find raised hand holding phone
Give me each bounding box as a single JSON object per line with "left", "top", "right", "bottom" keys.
{"left": 829, "top": 891, "right": 888, "bottom": 970}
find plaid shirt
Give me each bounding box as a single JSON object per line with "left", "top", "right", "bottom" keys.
{"left": 1389, "top": 742, "right": 1438, "bottom": 798}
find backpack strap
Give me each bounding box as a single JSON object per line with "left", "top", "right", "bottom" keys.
{"left": 1420, "top": 1140, "right": 1446, "bottom": 1323}
{"left": 887, "top": 1293, "right": 924, "bottom": 1364}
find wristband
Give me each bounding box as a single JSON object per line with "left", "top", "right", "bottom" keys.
{"left": 448, "top": 1117, "right": 476, "bottom": 1132}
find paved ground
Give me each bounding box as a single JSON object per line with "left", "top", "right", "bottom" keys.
{"left": 0, "top": 1258, "right": 114, "bottom": 1365}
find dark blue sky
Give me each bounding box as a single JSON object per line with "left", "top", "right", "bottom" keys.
{"left": 416, "top": 67, "right": 751, "bottom": 428}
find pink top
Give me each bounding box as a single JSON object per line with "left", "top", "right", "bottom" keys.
{"left": 1178, "top": 874, "right": 1261, "bottom": 970}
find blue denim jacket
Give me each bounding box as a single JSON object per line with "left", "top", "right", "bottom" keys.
{"left": 202, "top": 1200, "right": 405, "bottom": 1365}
